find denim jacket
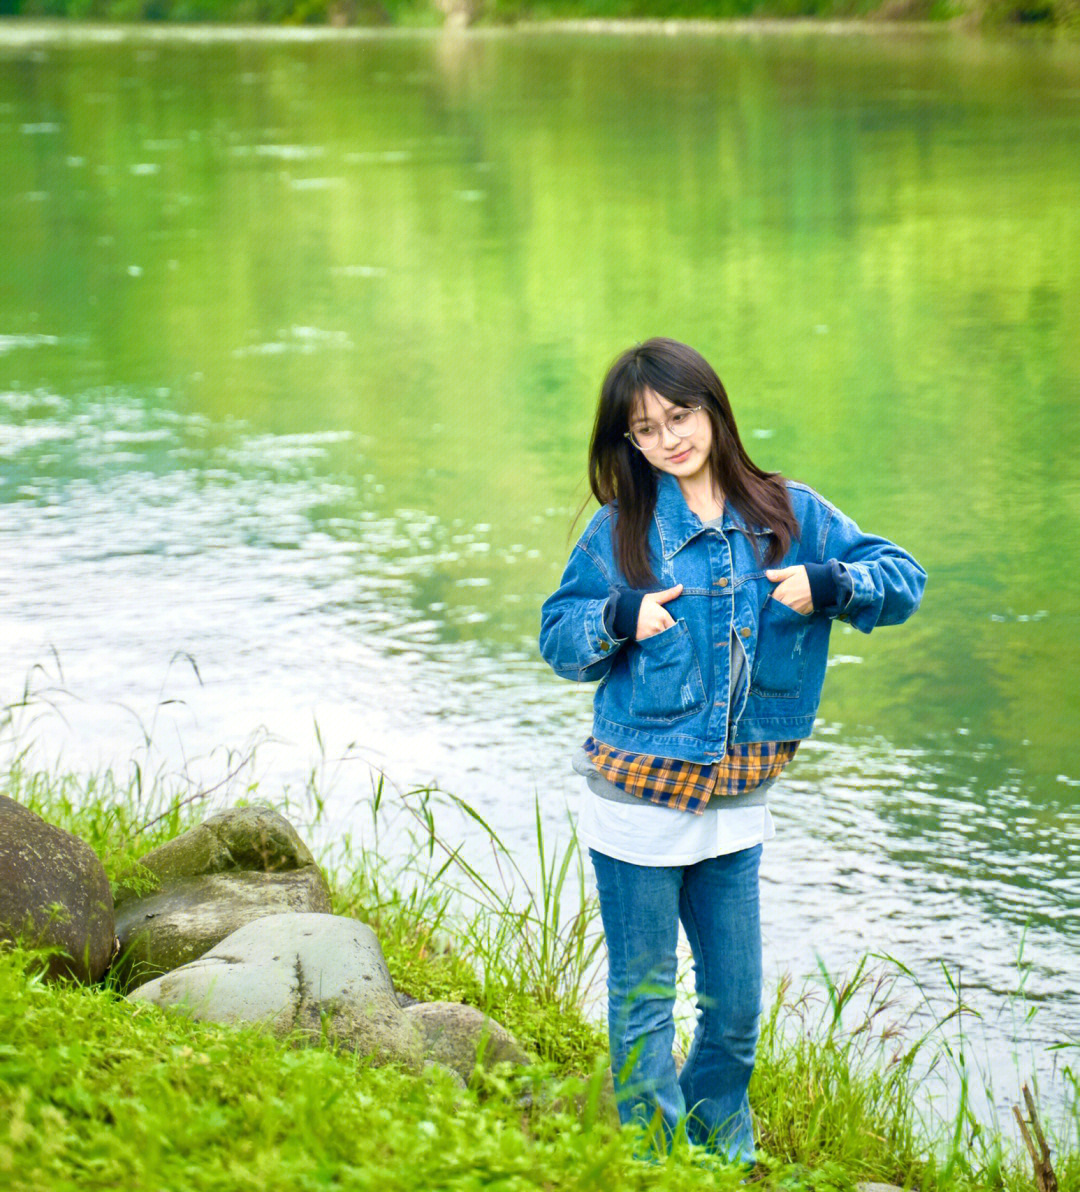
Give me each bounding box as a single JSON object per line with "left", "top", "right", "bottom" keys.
{"left": 539, "top": 472, "right": 926, "bottom": 761}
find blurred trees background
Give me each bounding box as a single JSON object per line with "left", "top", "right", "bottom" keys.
{"left": 0, "top": 0, "right": 1077, "bottom": 32}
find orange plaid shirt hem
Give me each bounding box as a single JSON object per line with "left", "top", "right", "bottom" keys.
{"left": 583, "top": 736, "right": 799, "bottom": 814}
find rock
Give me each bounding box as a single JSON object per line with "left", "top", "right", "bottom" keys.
{"left": 0, "top": 797, "right": 115, "bottom": 984}
{"left": 856, "top": 1185, "right": 906, "bottom": 1192}
{"left": 114, "top": 867, "right": 332, "bottom": 990}
{"left": 113, "top": 804, "right": 317, "bottom": 906}
{"left": 112, "top": 805, "right": 332, "bottom": 989}
{"left": 404, "top": 1001, "right": 531, "bottom": 1082}
{"left": 128, "top": 912, "right": 425, "bottom": 1069}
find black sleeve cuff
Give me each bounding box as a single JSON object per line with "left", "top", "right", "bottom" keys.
{"left": 804, "top": 560, "right": 852, "bottom": 617}
{"left": 609, "top": 588, "right": 647, "bottom": 641}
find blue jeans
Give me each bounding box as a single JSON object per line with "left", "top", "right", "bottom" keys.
{"left": 589, "top": 844, "right": 763, "bottom": 1163}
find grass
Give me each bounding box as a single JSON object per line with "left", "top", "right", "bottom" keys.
{"left": 2, "top": 736, "right": 1079, "bottom": 1191}
{"left": 329, "top": 771, "right": 609, "bottom": 1071}
{"left": 2, "top": 941, "right": 688, "bottom": 1192}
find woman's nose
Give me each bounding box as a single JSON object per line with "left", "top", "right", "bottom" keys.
{"left": 659, "top": 422, "right": 681, "bottom": 446}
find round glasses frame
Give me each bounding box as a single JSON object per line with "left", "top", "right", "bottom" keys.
{"left": 624, "top": 404, "right": 703, "bottom": 452}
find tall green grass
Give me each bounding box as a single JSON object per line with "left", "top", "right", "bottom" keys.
{"left": 328, "top": 770, "right": 608, "bottom": 1068}
{"left": 1, "top": 730, "right": 1078, "bottom": 1191}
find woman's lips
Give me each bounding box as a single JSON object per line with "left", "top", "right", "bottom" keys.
{"left": 666, "top": 447, "right": 692, "bottom": 463}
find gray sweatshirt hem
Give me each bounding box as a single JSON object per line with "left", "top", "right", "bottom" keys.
{"left": 573, "top": 746, "right": 774, "bottom": 809}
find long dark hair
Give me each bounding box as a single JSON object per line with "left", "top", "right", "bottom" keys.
{"left": 588, "top": 338, "right": 798, "bottom": 586}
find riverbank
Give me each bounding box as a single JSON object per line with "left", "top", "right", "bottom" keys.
{"left": 0, "top": 0, "right": 1077, "bottom": 34}
{"left": 2, "top": 754, "right": 1077, "bottom": 1191}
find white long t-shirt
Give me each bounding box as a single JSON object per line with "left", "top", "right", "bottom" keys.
{"left": 577, "top": 784, "right": 775, "bottom": 866}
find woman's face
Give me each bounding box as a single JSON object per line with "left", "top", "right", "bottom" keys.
{"left": 629, "top": 387, "right": 714, "bottom": 486}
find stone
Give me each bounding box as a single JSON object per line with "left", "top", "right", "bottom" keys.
{"left": 113, "top": 804, "right": 317, "bottom": 906}
{"left": 112, "top": 805, "right": 332, "bottom": 989}
{"left": 128, "top": 912, "right": 425, "bottom": 1070}
{"left": 113, "top": 867, "right": 332, "bottom": 990}
{"left": 0, "top": 797, "right": 115, "bottom": 984}
{"left": 404, "top": 1000, "right": 531, "bottom": 1082}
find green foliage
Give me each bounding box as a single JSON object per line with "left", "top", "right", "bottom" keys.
{"left": 328, "top": 774, "right": 609, "bottom": 1072}
{"left": 976, "top": 0, "right": 1080, "bottom": 26}
{"left": 109, "top": 860, "right": 162, "bottom": 906}
{"left": 4, "top": 753, "right": 229, "bottom": 886}
{"left": 753, "top": 959, "right": 935, "bottom": 1184}
{"left": 0, "top": 0, "right": 432, "bottom": 20}
{"left": 0, "top": 0, "right": 1069, "bottom": 23}
{"left": 752, "top": 955, "right": 1080, "bottom": 1192}
{"left": 3, "top": 940, "right": 762, "bottom": 1191}
{"left": 3, "top": 751, "right": 1079, "bottom": 1190}
{"left": 481, "top": 0, "right": 876, "bottom": 18}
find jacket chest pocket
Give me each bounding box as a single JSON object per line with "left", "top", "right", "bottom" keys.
{"left": 628, "top": 619, "right": 708, "bottom": 722}
{"left": 750, "top": 598, "right": 813, "bottom": 699}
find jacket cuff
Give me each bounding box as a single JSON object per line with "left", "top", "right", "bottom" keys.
{"left": 609, "top": 588, "right": 646, "bottom": 641}
{"left": 804, "top": 560, "right": 853, "bottom": 617}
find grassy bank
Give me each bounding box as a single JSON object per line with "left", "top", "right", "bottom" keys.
{"left": 1, "top": 752, "right": 1078, "bottom": 1191}
{"left": 1, "top": 0, "right": 1078, "bottom": 33}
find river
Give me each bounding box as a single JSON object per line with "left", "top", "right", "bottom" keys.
{"left": 1, "top": 19, "right": 1078, "bottom": 1132}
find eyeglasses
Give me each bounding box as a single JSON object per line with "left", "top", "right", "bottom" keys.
{"left": 624, "top": 405, "right": 703, "bottom": 452}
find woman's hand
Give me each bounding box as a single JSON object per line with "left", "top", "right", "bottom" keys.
{"left": 636, "top": 584, "right": 683, "bottom": 639}
{"left": 764, "top": 566, "right": 813, "bottom": 614}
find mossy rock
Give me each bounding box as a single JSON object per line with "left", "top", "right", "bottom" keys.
{"left": 111, "top": 804, "right": 331, "bottom": 990}
{"left": 0, "top": 796, "right": 115, "bottom": 984}
{"left": 113, "top": 804, "right": 317, "bottom": 906}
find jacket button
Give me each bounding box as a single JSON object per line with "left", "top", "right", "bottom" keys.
{"left": 714, "top": 577, "right": 729, "bottom": 588}
{"left": 739, "top": 626, "right": 751, "bottom": 638}
{"left": 599, "top": 641, "right": 610, "bottom": 652}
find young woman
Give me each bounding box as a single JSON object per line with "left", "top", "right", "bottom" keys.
{"left": 539, "top": 338, "right": 926, "bottom": 1164}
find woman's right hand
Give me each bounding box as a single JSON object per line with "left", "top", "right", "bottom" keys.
{"left": 636, "top": 584, "right": 683, "bottom": 639}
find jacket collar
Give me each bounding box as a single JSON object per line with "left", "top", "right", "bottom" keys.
{"left": 653, "top": 470, "right": 768, "bottom": 559}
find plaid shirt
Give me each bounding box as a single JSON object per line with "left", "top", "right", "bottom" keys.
{"left": 583, "top": 736, "right": 799, "bottom": 815}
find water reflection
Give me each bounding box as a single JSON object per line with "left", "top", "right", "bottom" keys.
{"left": 3, "top": 388, "right": 1077, "bottom": 1103}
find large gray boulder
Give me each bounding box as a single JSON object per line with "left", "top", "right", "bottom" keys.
{"left": 113, "top": 805, "right": 331, "bottom": 989}
{"left": 404, "top": 1001, "right": 531, "bottom": 1082}
{"left": 0, "top": 797, "right": 115, "bottom": 984}
{"left": 128, "top": 912, "right": 425, "bottom": 1070}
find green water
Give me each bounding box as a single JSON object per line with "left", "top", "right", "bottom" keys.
{"left": 1, "top": 23, "right": 1078, "bottom": 1119}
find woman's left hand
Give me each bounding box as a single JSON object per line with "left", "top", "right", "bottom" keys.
{"left": 764, "top": 566, "right": 814, "bottom": 614}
